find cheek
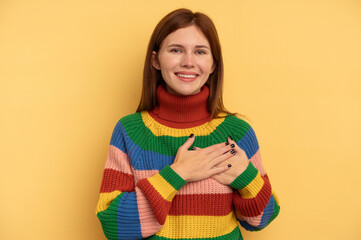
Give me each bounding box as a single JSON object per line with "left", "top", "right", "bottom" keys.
{"left": 200, "top": 59, "right": 215, "bottom": 73}
{"left": 159, "top": 55, "right": 178, "bottom": 72}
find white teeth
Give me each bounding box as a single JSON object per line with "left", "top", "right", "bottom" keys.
{"left": 176, "top": 73, "right": 197, "bottom": 78}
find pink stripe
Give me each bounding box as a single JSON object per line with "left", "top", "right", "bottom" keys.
{"left": 179, "top": 178, "right": 233, "bottom": 195}
{"left": 105, "top": 145, "right": 132, "bottom": 175}
{"left": 135, "top": 187, "right": 162, "bottom": 237}
{"left": 133, "top": 169, "right": 232, "bottom": 195}
{"left": 236, "top": 208, "right": 263, "bottom": 226}
{"left": 133, "top": 169, "right": 159, "bottom": 185}
{"left": 250, "top": 150, "right": 266, "bottom": 176}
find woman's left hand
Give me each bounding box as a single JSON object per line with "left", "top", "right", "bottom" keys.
{"left": 211, "top": 137, "right": 250, "bottom": 185}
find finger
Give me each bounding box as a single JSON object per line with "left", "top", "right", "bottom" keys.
{"left": 210, "top": 149, "right": 236, "bottom": 166}
{"left": 179, "top": 133, "right": 195, "bottom": 151}
{"left": 207, "top": 143, "right": 235, "bottom": 160}
{"left": 228, "top": 136, "right": 244, "bottom": 153}
{"left": 202, "top": 142, "right": 229, "bottom": 154}
{"left": 208, "top": 164, "right": 231, "bottom": 176}
{"left": 190, "top": 146, "right": 201, "bottom": 151}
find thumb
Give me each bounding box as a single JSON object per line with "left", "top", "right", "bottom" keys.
{"left": 180, "top": 133, "right": 195, "bottom": 151}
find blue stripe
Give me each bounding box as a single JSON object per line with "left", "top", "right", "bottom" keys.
{"left": 258, "top": 195, "right": 275, "bottom": 228}
{"left": 110, "top": 121, "right": 178, "bottom": 170}
{"left": 237, "top": 126, "right": 259, "bottom": 159}
{"left": 110, "top": 120, "right": 127, "bottom": 153}
{"left": 240, "top": 220, "right": 259, "bottom": 231}
{"left": 117, "top": 192, "right": 143, "bottom": 239}
{"left": 238, "top": 195, "right": 276, "bottom": 231}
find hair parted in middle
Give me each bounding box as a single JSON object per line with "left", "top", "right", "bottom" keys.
{"left": 137, "top": 8, "right": 240, "bottom": 119}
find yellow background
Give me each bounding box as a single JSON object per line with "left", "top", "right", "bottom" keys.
{"left": 1, "top": 0, "right": 360, "bottom": 239}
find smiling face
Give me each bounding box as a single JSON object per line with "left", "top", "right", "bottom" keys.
{"left": 151, "top": 25, "right": 215, "bottom": 96}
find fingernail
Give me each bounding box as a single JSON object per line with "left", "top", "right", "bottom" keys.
{"left": 230, "top": 149, "right": 236, "bottom": 154}
{"left": 189, "top": 133, "right": 194, "bottom": 138}
{"left": 228, "top": 164, "right": 232, "bottom": 168}
{"left": 191, "top": 147, "right": 196, "bottom": 150}
{"left": 228, "top": 136, "right": 233, "bottom": 140}
{"left": 230, "top": 144, "right": 235, "bottom": 148}
{"left": 225, "top": 142, "right": 229, "bottom": 145}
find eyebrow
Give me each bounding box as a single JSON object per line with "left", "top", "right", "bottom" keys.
{"left": 166, "top": 44, "right": 210, "bottom": 49}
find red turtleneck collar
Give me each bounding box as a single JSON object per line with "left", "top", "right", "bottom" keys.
{"left": 148, "top": 84, "right": 212, "bottom": 129}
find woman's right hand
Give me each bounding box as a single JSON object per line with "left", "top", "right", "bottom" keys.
{"left": 170, "top": 134, "right": 236, "bottom": 182}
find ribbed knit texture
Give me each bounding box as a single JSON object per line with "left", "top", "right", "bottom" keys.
{"left": 96, "top": 85, "right": 280, "bottom": 240}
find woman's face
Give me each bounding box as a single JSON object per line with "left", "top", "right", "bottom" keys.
{"left": 152, "top": 25, "right": 215, "bottom": 96}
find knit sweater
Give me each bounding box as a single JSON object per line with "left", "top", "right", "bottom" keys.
{"left": 96, "top": 85, "right": 280, "bottom": 240}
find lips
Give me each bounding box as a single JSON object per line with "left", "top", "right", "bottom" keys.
{"left": 175, "top": 72, "right": 199, "bottom": 82}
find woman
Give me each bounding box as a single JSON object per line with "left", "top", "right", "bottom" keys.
{"left": 96, "top": 8, "right": 280, "bottom": 240}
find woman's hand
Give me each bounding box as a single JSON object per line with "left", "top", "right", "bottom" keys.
{"left": 170, "top": 134, "right": 236, "bottom": 182}
{"left": 212, "top": 137, "right": 250, "bottom": 185}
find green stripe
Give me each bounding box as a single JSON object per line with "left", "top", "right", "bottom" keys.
{"left": 159, "top": 165, "right": 187, "bottom": 190}
{"left": 96, "top": 192, "right": 124, "bottom": 240}
{"left": 230, "top": 162, "right": 259, "bottom": 189}
{"left": 146, "top": 226, "right": 242, "bottom": 240}
{"left": 120, "top": 113, "right": 251, "bottom": 156}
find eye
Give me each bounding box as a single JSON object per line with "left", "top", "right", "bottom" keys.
{"left": 170, "top": 48, "right": 181, "bottom": 53}
{"left": 196, "top": 50, "right": 206, "bottom": 55}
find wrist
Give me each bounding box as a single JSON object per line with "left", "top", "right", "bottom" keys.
{"left": 170, "top": 164, "right": 189, "bottom": 182}
{"left": 230, "top": 161, "right": 258, "bottom": 189}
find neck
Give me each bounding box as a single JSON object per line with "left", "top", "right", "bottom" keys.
{"left": 149, "top": 84, "right": 211, "bottom": 129}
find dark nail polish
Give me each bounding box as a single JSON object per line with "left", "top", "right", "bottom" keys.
{"left": 230, "top": 144, "right": 235, "bottom": 148}
{"left": 189, "top": 133, "right": 194, "bottom": 138}
{"left": 229, "top": 136, "right": 233, "bottom": 140}
{"left": 230, "top": 149, "right": 236, "bottom": 154}
{"left": 225, "top": 142, "right": 229, "bottom": 146}
{"left": 228, "top": 164, "right": 232, "bottom": 168}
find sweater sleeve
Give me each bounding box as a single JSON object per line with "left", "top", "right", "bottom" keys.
{"left": 95, "top": 121, "right": 187, "bottom": 240}
{"left": 229, "top": 125, "right": 280, "bottom": 231}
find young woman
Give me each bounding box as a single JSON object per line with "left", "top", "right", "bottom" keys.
{"left": 96, "top": 8, "right": 280, "bottom": 240}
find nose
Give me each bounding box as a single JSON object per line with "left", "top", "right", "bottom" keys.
{"left": 180, "top": 52, "right": 195, "bottom": 68}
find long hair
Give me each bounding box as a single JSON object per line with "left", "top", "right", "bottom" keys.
{"left": 136, "top": 8, "right": 244, "bottom": 120}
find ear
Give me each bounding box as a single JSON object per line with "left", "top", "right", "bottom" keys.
{"left": 211, "top": 62, "right": 216, "bottom": 73}
{"left": 151, "top": 51, "right": 161, "bottom": 70}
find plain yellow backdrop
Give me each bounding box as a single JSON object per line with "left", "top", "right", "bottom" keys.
{"left": 1, "top": 0, "right": 360, "bottom": 239}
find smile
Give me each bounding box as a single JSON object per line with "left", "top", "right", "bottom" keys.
{"left": 175, "top": 73, "right": 199, "bottom": 82}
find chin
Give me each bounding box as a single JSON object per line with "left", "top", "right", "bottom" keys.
{"left": 176, "top": 87, "right": 200, "bottom": 96}
{"left": 167, "top": 83, "right": 202, "bottom": 96}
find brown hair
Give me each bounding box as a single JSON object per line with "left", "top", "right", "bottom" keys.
{"left": 136, "top": 8, "right": 245, "bottom": 120}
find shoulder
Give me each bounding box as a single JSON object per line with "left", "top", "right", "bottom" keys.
{"left": 223, "top": 114, "right": 253, "bottom": 134}
{"left": 223, "top": 114, "right": 260, "bottom": 151}
{"left": 111, "top": 112, "right": 143, "bottom": 137}
{"left": 109, "top": 112, "right": 145, "bottom": 148}
{"left": 119, "top": 112, "right": 143, "bottom": 125}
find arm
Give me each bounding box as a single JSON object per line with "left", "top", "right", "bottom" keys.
{"left": 95, "top": 121, "right": 187, "bottom": 239}
{"left": 230, "top": 126, "right": 280, "bottom": 231}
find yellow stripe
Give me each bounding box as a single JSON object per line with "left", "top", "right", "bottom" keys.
{"left": 156, "top": 211, "right": 238, "bottom": 239}
{"left": 147, "top": 173, "right": 178, "bottom": 202}
{"left": 238, "top": 172, "right": 264, "bottom": 199}
{"left": 142, "top": 111, "right": 227, "bottom": 137}
{"left": 96, "top": 190, "right": 122, "bottom": 214}
{"left": 272, "top": 190, "right": 280, "bottom": 205}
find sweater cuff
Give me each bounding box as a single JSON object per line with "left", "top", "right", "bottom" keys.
{"left": 230, "top": 162, "right": 259, "bottom": 189}
{"left": 138, "top": 165, "right": 187, "bottom": 203}
{"left": 159, "top": 165, "right": 187, "bottom": 190}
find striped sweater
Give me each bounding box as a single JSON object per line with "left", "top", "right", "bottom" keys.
{"left": 96, "top": 85, "right": 280, "bottom": 240}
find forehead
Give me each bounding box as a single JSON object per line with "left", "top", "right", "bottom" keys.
{"left": 161, "top": 25, "right": 210, "bottom": 47}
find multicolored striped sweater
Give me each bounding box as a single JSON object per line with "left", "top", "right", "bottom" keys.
{"left": 96, "top": 85, "right": 280, "bottom": 240}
